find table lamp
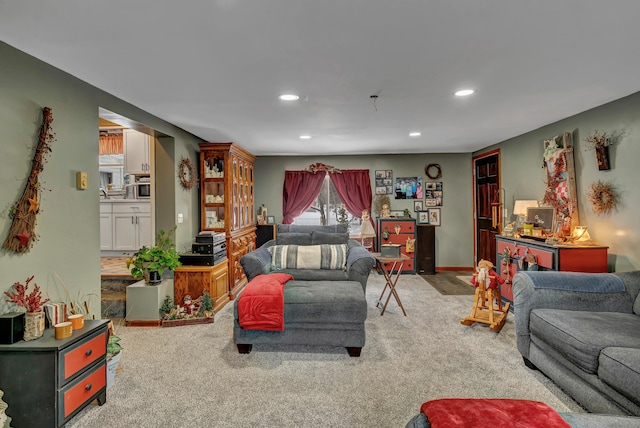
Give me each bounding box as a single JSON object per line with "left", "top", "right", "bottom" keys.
{"left": 513, "top": 200, "right": 539, "bottom": 229}
{"left": 572, "top": 226, "right": 591, "bottom": 242}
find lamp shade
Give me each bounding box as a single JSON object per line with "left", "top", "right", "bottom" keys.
{"left": 572, "top": 226, "right": 591, "bottom": 242}
{"left": 513, "top": 200, "right": 539, "bottom": 216}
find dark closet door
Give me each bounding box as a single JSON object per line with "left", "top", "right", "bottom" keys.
{"left": 473, "top": 151, "right": 500, "bottom": 265}
{"left": 416, "top": 225, "right": 436, "bottom": 274}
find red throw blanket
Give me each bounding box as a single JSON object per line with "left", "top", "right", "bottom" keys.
{"left": 421, "top": 399, "right": 571, "bottom": 428}
{"left": 238, "top": 273, "right": 293, "bottom": 331}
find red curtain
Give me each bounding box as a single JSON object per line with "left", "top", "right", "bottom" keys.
{"left": 282, "top": 170, "right": 326, "bottom": 224}
{"left": 329, "top": 169, "right": 373, "bottom": 228}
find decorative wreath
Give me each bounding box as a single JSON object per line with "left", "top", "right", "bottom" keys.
{"left": 586, "top": 180, "right": 618, "bottom": 216}
{"left": 178, "top": 156, "right": 197, "bottom": 190}
{"left": 424, "top": 163, "right": 442, "bottom": 180}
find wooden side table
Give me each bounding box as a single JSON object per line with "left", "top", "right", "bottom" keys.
{"left": 372, "top": 252, "right": 410, "bottom": 316}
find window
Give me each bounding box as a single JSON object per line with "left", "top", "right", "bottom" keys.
{"left": 294, "top": 176, "right": 362, "bottom": 235}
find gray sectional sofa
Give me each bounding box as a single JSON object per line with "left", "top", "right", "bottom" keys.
{"left": 513, "top": 270, "right": 640, "bottom": 416}
{"left": 239, "top": 224, "right": 375, "bottom": 291}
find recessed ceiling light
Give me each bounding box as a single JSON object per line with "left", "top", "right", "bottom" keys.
{"left": 409, "top": 132, "right": 421, "bottom": 137}
{"left": 455, "top": 89, "right": 475, "bottom": 97}
{"left": 279, "top": 93, "right": 300, "bottom": 101}
{"left": 299, "top": 135, "right": 312, "bottom": 139}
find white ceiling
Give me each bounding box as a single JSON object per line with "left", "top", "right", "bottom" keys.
{"left": 2, "top": 1, "right": 640, "bottom": 156}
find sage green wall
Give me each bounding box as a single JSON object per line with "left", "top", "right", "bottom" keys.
{"left": 255, "top": 153, "right": 474, "bottom": 269}
{"left": 476, "top": 92, "right": 640, "bottom": 272}
{"left": 0, "top": 41, "right": 202, "bottom": 316}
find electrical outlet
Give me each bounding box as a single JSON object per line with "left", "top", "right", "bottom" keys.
{"left": 177, "top": 213, "right": 184, "bottom": 224}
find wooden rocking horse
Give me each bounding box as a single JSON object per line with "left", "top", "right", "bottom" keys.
{"left": 461, "top": 259, "right": 510, "bottom": 332}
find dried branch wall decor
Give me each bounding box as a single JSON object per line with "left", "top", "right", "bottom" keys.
{"left": 586, "top": 180, "right": 618, "bottom": 216}
{"left": 3, "top": 107, "right": 55, "bottom": 253}
{"left": 584, "top": 130, "right": 613, "bottom": 171}
{"left": 178, "top": 156, "right": 197, "bottom": 191}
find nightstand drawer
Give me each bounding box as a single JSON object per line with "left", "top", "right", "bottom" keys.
{"left": 61, "top": 363, "right": 106, "bottom": 419}
{"left": 61, "top": 331, "right": 106, "bottom": 382}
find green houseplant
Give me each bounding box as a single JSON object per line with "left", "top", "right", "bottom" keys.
{"left": 126, "top": 227, "right": 182, "bottom": 284}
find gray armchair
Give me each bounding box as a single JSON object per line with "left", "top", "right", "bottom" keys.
{"left": 513, "top": 270, "right": 640, "bottom": 415}
{"left": 240, "top": 224, "right": 375, "bottom": 291}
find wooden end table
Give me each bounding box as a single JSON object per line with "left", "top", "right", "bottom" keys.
{"left": 372, "top": 252, "right": 410, "bottom": 316}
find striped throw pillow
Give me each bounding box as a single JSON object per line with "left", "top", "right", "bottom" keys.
{"left": 269, "top": 244, "right": 347, "bottom": 270}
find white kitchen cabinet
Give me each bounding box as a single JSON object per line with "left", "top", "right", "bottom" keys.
{"left": 111, "top": 202, "right": 151, "bottom": 251}
{"left": 124, "top": 129, "right": 150, "bottom": 174}
{"left": 100, "top": 203, "right": 113, "bottom": 250}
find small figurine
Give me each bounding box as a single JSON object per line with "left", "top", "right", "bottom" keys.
{"left": 470, "top": 259, "right": 505, "bottom": 290}
{"left": 380, "top": 203, "right": 391, "bottom": 218}
{"left": 183, "top": 295, "right": 194, "bottom": 315}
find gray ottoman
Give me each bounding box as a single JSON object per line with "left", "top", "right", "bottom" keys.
{"left": 234, "top": 280, "right": 367, "bottom": 356}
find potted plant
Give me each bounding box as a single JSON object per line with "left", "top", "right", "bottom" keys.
{"left": 106, "top": 321, "right": 123, "bottom": 388}
{"left": 4, "top": 276, "right": 50, "bottom": 341}
{"left": 126, "top": 227, "right": 182, "bottom": 284}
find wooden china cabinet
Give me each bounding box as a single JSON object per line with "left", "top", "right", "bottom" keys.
{"left": 199, "top": 142, "right": 256, "bottom": 299}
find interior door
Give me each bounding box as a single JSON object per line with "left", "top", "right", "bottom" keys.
{"left": 473, "top": 150, "right": 500, "bottom": 266}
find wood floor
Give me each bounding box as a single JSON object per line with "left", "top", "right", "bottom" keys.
{"left": 421, "top": 270, "right": 475, "bottom": 295}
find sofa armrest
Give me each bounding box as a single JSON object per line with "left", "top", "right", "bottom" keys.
{"left": 346, "top": 246, "right": 376, "bottom": 292}
{"left": 239, "top": 247, "right": 273, "bottom": 282}
{"left": 513, "top": 271, "right": 637, "bottom": 359}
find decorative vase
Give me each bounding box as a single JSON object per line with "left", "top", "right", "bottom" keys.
{"left": 24, "top": 311, "right": 45, "bottom": 341}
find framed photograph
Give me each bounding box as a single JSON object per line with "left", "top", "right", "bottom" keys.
{"left": 526, "top": 207, "right": 554, "bottom": 230}
{"left": 375, "top": 170, "right": 393, "bottom": 194}
{"left": 414, "top": 200, "right": 423, "bottom": 212}
{"left": 428, "top": 208, "right": 441, "bottom": 226}
{"left": 389, "top": 210, "right": 405, "bottom": 218}
{"left": 417, "top": 211, "right": 430, "bottom": 224}
{"left": 267, "top": 215, "right": 275, "bottom": 224}
{"left": 394, "top": 177, "right": 423, "bottom": 199}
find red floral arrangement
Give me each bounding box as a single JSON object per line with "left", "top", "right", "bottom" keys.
{"left": 4, "top": 275, "right": 50, "bottom": 313}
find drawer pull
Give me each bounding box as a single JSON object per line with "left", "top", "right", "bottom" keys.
{"left": 85, "top": 383, "right": 92, "bottom": 391}
{"left": 85, "top": 349, "right": 93, "bottom": 357}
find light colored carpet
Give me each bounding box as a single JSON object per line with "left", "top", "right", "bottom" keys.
{"left": 68, "top": 274, "right": 583, "bottom": 428}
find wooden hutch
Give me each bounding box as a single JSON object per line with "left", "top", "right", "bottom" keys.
{"left": 199, "top": 142, "right": 256, "bottom": 299}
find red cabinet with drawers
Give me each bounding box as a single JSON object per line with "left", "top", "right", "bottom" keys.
{"left": 0, "top": 319, "right": 108, "bottom": 427}
{"left": 376, "top": 218, "right": 417, "bottom": 273}
{"left": 496, "top": 235, "right": 609, "bottom": 304}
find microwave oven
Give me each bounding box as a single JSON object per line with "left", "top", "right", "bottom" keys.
{"left": 125, "top": 183, "right": 151, "bottom": 199}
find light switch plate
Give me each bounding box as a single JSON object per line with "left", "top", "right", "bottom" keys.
{"left": 177, "top": 213, "right": 184, "bottom": 224}
{"left": 76, "top": 171, "right": 88, "bottom": 190}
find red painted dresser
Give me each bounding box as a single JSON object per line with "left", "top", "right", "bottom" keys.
{"left": 496, "top": 235, "right": 609, "bottom": 305}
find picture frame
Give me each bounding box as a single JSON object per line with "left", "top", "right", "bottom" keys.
{"left": 267, "top": 215, "right": 275, "bottom": 224}
{"left": 417, "top": 211, "right": 430, "bottom": 224}
{"left": 526, "top": 207, "right": 555, "bottom": 230}
{"left": 389, "top": 210, "right": 405, "bottom": 218}
{"left": 394, "top": 176, "right": 423, "bottom": 199}
{"left": 375, "top": 170, "right": 394, "bottom": 194}
{"left": 414, "top": 200, "right": 423, "bottom": 212}
{"left": 428, "top": 208, "right": 441, "bottom": 226}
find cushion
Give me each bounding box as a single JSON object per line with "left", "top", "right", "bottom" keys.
{"left": 269, "top": 244, "right": 347, "bottom": 270}
{"left": 283, "top": 280, "right": 367, "bottom": 323}
{"left": 530, "top": 309, "right": 640, "bottom": 373}
{"left": 276, "top": 232, "right": 312, "bottom": 245}
{"left": 599, "top": 347, "right": 640, "bottom": 406}
{"left": 311, "top": 231, "right": 349, "bottom": 245}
